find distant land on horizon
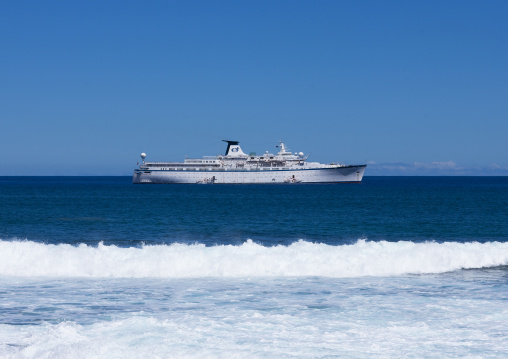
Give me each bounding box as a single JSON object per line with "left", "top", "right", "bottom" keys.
{"left": 366, "top": 161, "right": 508, "bottom": 176}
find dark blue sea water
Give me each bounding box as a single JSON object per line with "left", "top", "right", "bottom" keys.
{"left": 0, "top": 176, "right": 507, "bottom": 358}
{"left": 2, "top": 176, "right": 507, "bottom": 246}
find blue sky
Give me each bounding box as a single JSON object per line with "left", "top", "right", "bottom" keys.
{"left": 1, "top": 0, "right": 507, "bottom": 175}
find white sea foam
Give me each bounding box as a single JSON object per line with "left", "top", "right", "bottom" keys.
{"left": 1, "top": 303, "right": 507, "bottom": 359}
{"left": 0, "top": 239, "right": 507, "bottom": 278}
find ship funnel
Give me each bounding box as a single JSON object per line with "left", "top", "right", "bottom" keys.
{"left": 222, "top": 140, "right": 247, "bottom": 157}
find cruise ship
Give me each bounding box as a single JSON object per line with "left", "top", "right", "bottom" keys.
{"left": 133, "top": 141, "right": 366, "bottom": 184}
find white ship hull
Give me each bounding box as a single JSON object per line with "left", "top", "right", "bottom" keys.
{"left": 133, "top": 165, "right": 366, "bottom": 184}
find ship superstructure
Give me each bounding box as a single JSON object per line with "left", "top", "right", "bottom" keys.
{"left": 133, "top": 140, "right": 366, "bottom": 184}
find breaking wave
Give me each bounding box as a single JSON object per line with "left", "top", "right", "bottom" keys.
{"left": 1, "top": 239, "right": 507, "bottom": 278}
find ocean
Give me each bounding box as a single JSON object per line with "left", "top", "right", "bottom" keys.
{"left": 0, "top": 176, "right": 507, "bottom": 358}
